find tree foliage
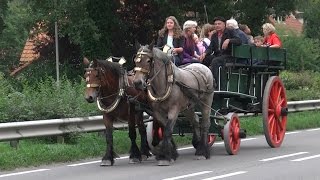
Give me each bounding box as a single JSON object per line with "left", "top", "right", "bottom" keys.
{"left": 0, "top": 0, "right": 310, "bottom": 77}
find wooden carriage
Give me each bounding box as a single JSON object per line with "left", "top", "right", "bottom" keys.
{"left": 146, "top": 44, "right": 288, "bottom": 155}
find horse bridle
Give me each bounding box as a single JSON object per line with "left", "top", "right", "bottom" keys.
{"left": 134, "top": 48, "right": 174, "bottom": 102}
{"left": 85, "top": 59, "right": 126, "bottom": 113}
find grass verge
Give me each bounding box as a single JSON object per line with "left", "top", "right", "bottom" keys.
{"left": 1, "top": 110, "right": 320, "bottom": 170}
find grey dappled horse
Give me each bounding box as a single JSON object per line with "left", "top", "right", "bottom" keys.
{"left": 133, "top": 43, "right": 214, "bottom": 166}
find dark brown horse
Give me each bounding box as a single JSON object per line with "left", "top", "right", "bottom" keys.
{"left": 84, "top": 57, "right": 151, "bottom": 166}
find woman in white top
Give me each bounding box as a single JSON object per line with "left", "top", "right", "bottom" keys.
{"left": 157, "top": 16, "right": 184, "bottom": 65}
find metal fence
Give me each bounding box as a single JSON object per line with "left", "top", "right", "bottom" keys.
{"left": 1, "top": 100, "right": 319, "bottom": 142}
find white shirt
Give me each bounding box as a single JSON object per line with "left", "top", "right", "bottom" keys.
{"left": 166, "top": 35, "right": 174, "bottom": 48}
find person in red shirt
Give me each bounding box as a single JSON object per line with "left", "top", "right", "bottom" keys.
{"left": 262, "top": 23, "right": 282, "bottom": 48}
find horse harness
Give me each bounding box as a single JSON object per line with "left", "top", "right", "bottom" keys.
{"left": 134, "top": 48, "right": 213, "bottom": 103}
{"left": 86, "top": 58, "right": 128, "bottom": 113}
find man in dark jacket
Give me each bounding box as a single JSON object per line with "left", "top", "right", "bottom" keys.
{"left": 200, "top": 16, "right": 241, "bottom": 88}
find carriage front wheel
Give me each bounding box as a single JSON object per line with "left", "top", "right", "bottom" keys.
{"left": 262, "top": 76, "right": 288, "bottom": 148}
{"left": 223, "top": 113, "right": 241, "bottom": 155}
{"left": 146, "top": 121, "right": 163, "bottom": 155}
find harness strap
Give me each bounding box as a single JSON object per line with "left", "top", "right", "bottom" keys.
{"left": 147, "top": 61, "right": 174, "bottom": 102}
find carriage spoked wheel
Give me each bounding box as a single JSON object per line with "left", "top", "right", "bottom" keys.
{"left": 262, "top": 76, "right": 288, "bottom": 148}
{"left": 146, "top": 121, "right": 163, "bottom": 155}
{"left": 223, "top": 113, "right": 241, "bottom": 155}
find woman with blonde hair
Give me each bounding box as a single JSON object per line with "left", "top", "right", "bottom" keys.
{"left": 262, "top": 23, "right": 282, "bottom": 48}
{"left": 157, "top": 16, "right": 184, "bottom": 65}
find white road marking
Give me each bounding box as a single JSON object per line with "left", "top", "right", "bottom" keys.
{"left": 68, "top": 156, "right": 130, "bottom": 167}
{"left": 306, "top": 128, "right": 320, "bottom": 132}
{"left": 201, "top": 171, "right": 248, "bottom": 180}
{"left": 177, "top": 146, "right": 194, "bottom": 150}
{"left": 0, "top": 169, "right": 50, "bottom": 178}
{"left": 162, "top": 171, "right": 212, "bottom": 180}
{"left": 285, "top": 131, "right": 301, "bottom": 135}
{"left": 241, "top": 137, "right": 258, "bottom": 142}
{"left": 68, "top": 160, "right": 100, "bottom": 167}
{"left": 259, "top": 152, "right": 309, "bottom": 162}
{"left": 291, "top": 154, "right": 320, "bottom": 162}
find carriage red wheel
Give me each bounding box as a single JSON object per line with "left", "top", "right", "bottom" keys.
{"left": 263, "top": 76, "right": 287, "bottom": 148}
{"left": 146, "top": 121, "right": 163, "bottom": 155}
{"left": 223, "top": 113, "right": 241, "bottom": 155}
{"left": 208, "top": 134, "right": 216, "bottom": 147}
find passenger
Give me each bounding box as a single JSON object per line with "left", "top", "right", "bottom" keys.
{"left": 181, "top": 20, "right": 200, "bottom": 65}
{"left": 200, "top": 23, "right": 215, "bottom": 49}
{"left": 261, "top": 23, "right": 282, "bottom": 48}
{"left": 157, "top": 16, "right": 184, "bottom": 66}
{"left": 193, "top": 33, "right": 206, "bottom": 59}
{"left": 239, "top": 24, "right": 254, "bottom": 44}
{"left": 252, "top": 35, "right": 265, "bottom": 65}
{"left": 253, "top": 35, "right": 264, "bottom": 47}
{"left": 226, "top": 19, "right": 248, "bottom": 44}
{"left": 200, "top": 16, "right": 241, "bottom": 87}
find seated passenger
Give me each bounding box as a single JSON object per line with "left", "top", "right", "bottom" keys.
{"left": 200, "top": 23, "right": 215, "bottom": 49}
{"left": 156, "top": 16, "right": 184, "bottom": 66}
{"left": 253, "top": 35, "right": 264, "bottom": 47}
{"left": 252, "top": 36, "right": 265, "bottom": 65}
{"left": 239, "top": 24, "right": 254, "bottom": 44}
{"left": 226, "top": 19, "right": 249, "bottom": 44}
{"left": 200, "top": 16, "right": 241, "bottom": 87}
{"left": 193, "top": 33, "right": 206, "bottom": 59}
{"left": 181, "top": 20, "right": 200, "bottom": 65}
{"left": 261, "top": 23, "right": 282, "bottom": 48}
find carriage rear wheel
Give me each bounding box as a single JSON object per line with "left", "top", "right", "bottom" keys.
{"left": 262, "top": 76, "right": 287, "bottom": 148}
{"left": 146, "top": 121, "right": 163, "bottom": 155}
{"left": 223, "top": 113, "right": 241, "bottom": 155}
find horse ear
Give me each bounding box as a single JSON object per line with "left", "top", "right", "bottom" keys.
{"left": 149, "top": 40, "right": 155, "bottom": 50}
{"left": 135, "top": 40, "right": 141, "bottom": 50}
{"left": 93, "top": 59, "right": 98, "bottom": 67}
{"left": 83, "top": 57, "right": 90, "bottom": 65}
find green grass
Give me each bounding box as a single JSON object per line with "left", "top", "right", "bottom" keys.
{"left": 1, "top": 110, "right": 320, "bottom": 170}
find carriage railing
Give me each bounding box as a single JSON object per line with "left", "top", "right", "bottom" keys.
{"left": 230, "top": 44, "right": 287, "bottom": 69}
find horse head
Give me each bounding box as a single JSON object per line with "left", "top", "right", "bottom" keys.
{"left": 84, "top": 57, "right": 101, "bottom": 103}
{"left": 133, "top": 42, "right": 154, "bottom": 90}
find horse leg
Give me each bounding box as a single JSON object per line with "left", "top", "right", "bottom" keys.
{"left": 195, "top": 106, "right": 211, "bottom": 159}
{"left": 136, "top": 110, "right": 152, "bottom": 160}
{"left": 101, "top": 114, "right": 117, "bottom": 166}
{"left": 156, "top": 110, "right": 179, "bottom": 166}
{"left": 184, "top": 108, "right": 200, "bottom": 149}
{"left": 128, "top": 103, "right": 142, "bottom": 164}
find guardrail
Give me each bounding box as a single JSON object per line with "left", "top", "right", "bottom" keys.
{"left": 1, "top": 100, "right": 319, "bottom": 142}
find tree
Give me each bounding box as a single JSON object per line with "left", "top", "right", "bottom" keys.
{"left": 302, "top": 0, "right": 320, "bottom": 39}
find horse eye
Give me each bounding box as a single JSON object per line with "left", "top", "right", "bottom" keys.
{"left": 147, "top": 59, "right": 151, "bottom": 63}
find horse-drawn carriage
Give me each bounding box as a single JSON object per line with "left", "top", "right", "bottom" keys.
{"left": 84, "top": 43, "right": 288, "bottom": 166}
{"left": 142, "top": 44, "right": 288, "bottom": 156}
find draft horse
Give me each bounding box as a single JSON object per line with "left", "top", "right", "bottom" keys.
{"left": 84, "top": 57, "right": 151, "bottom": 166}
{"left": 133, "top": 43, "right": 215, "bottom": 166}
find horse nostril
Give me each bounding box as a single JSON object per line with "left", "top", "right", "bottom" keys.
{"left": 86, "top": 96, "right": 94, "bottom": 103}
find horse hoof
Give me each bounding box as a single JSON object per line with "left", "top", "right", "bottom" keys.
{"left": 129, "top": 158, "right": 141, "bottom": 164}
{"left": 100, "top": 160, "right": 113, "bottom": 166}
{"left": 195, "top": 156, "right": 206, "bottom": 160}
{"left": 158, "top": 160, "right": 171, "bottom": 166}
{"left": 141, "top": 155, "right": 148, "bottom": 161}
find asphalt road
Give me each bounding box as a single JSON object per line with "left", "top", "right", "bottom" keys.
{"left": 1, "top": 128, "right": 320, "bottom": 180}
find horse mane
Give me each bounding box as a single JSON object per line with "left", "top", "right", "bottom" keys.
{"left": 152, "top": 47, "right": 170, "bottom": 64}
{"left": 96, "top": 59, "right": 121, "bottom": 77}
